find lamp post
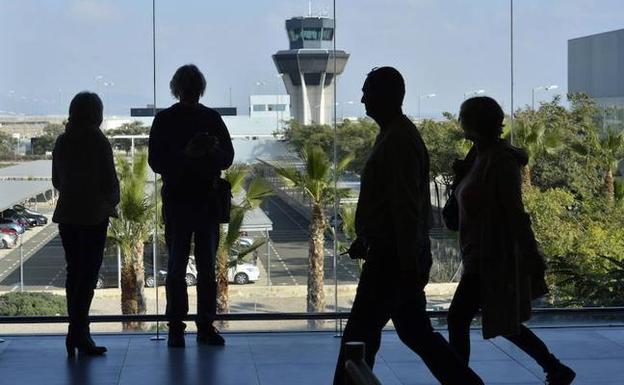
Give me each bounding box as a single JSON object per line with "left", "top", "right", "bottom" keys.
{"left": 532, "top": 84, "right": 558, "bottom": 110}
{"left": 275, "top": 74, "right": 283, "bottom": 131}
{"left": 11, "top": 133, "right": 20, "bottom": 158}
{"left": 418, "top": 93, "right": 436, "bottom": 120}
{"left": 339, "top": 101, "right": 354, "bottom": 121}
{"left": 255, "top": 81, "right": 266, "bottom": 94}
{"left": 463, "top": 89, "right": 485, "bottom": 100}
{"left": 94, "top": 75, "right": 104, "bottom": 94}
{"left": 103, "top": 81, "right": 114, "bottom": 117}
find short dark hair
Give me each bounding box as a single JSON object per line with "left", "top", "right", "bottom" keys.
{"left": 68, "top": 92, "right": 103, "bottom": 127}
{"left": 459, "top": 96, "right": 505, "bottom": 138}
{"left": 170, "top": 64, "right": 206, "bottom": 100}
{"left": 366, "top": 66, "right": 405, "bottom": 106}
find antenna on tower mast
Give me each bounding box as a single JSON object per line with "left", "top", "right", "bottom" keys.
{"left": 308, "top": 1, "right": 312, "bottom": 17}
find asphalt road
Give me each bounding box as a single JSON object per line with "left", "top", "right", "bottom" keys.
{"left": 0, "top": 195, "right": 361, "bottom": 291}
{"left": 260, "top": 195, "right": 360, "bottom": 286}
{"left": 0, "top": 224, "right": 60, "bottom": 291}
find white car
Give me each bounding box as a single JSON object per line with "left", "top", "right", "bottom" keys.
{"left": 188, "top": 256, "right": 260, "bottom": 285}
{"left": 0, "top": 233, "right": 17, "bottom": 249}
{"left": 238, "top": 237, "right": 254, "bottom": 248}
{"left": 228, "top": 262, "right": 260, "bottom": 284}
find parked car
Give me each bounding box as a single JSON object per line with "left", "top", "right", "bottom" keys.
{"left": 0, "top": 232, "right": 17, "bottom": 249}
{"left": 11, "top": 205, "right": 48, "bottom": 226}
{"left": 95, "top": 243, "right": 260, "bottom": 288}
{"left": 1, "top": 211, "right": 33, "bottom": 229}
{"left": 151, "top": 256, "right": 260, "bottom": 286}
{"left": 0, "top": 227, "right": 18, "bottom": 237}
{"left": 228, "top": 261, "right": 260, "bottom": 284}
{"left": 238, "top": 237, "right": 254, "bottom": 248}
{"left": 0, "top": 218, "right": 25, "bottom": 234}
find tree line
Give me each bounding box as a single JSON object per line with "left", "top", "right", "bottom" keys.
{"left": 278, "top": 93, "right": 624, "bottom": 308}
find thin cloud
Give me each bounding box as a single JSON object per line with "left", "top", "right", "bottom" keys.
{"left": 68, "top": 0, "right": 119, "bottom": 23}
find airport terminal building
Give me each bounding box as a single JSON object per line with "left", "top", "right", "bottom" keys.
{"left": 568, "top": 28, "right": 624, "bottom": 126}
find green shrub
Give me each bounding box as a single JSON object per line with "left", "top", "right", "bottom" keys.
{"left": 0, "top": 292, "right": 66, "bottom": 316}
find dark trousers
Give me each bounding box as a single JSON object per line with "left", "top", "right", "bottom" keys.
{"left": 448, "top": 273, "right": 557, "bottom": 371}
{"left": 59, "top": 221, "right": 108, "bottom": 332}
{"left": 333, "top": 260, "right": 483, "bottom": 385}
{"left": 163, "top": 201, "right": 219, "bottom": 328}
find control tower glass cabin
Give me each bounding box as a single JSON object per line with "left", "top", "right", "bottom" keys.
{"left": 273, "top": 17, "right": 349, "bottom": 125}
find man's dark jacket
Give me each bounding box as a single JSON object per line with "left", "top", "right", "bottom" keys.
{"left": 148, "top": 103, "right": 234, "bottom": 204}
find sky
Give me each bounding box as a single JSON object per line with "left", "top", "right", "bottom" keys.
{"left": 1, "top": 0, "right": 624, "bottom": 119}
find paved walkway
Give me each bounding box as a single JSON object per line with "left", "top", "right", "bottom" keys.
{"left": 0, "top": 327, "right": 623, "bottom": 384}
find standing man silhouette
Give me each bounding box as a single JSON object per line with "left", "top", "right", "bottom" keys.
{"left": 333, "top": 67, "right": 483, "bottom": 385}
{"left": 148, "top": 64, "right": 234, "bottom": 347}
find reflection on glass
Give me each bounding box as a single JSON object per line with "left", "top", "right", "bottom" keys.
{"left": 302, "top": 28, "right": 321, "bottom": 41}
{"left": 288, "top": 28, "right": 302, "bottom": 42}
{"left": 322, "top": 28, "right": 334, "bottom": 41}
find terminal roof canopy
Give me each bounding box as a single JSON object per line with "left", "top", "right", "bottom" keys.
{"left": 0, "top": 180, "right": 53, "bottom": 212}
{"left": 0, "top": 160, "right": 52, "bottom": 180}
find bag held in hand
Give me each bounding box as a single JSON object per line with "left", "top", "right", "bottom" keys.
{"left": 214, "top": 178, "right": 232, "bottom": 223}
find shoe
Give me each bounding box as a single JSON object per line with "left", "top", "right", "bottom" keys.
{"left": 167, "top": 322, "right": 186, "bottom": 348}
{"left": 66, "top": 327, "right": 107, "bottom": 357}
{"left": 546, "top": 362, "right": 576, "bottom": 385}
{"left": 196, "top": 325, "right": 225, "bottom": 346}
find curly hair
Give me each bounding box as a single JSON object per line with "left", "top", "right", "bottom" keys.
{"left": 169, "top": 64, "right": 206, "bottom": 100}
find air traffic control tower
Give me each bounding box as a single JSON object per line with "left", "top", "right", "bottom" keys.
{"left": 273, "top": 16, "right": 349, "bottom": 125}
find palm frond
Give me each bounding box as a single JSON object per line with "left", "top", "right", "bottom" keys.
{"left": 244, "top": 178, "right": 274, "bottom": 209}
{"left": 224, "top": 207, "right": 246, "bottom": 249}
{"left": 236, "top": 238, "right": 266, "bottom": 260}
{"left": 225, "top": 164, "right": 249, "bottom": 194}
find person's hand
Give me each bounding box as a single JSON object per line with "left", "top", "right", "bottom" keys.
{"left": 184, "top": 133, "right": 219, "bottom": 158}
{"left": 344, "top": 237, "right": 369, "bottom": 260}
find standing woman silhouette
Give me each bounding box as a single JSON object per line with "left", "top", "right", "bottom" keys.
{"left": 444, "top": 96, "right": 575, "bottom": 385}
{"left": 52, "top": 92, "right": 119, "bottom": 356}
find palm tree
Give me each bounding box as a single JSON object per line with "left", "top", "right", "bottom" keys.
{"left": 216, "top": 165, "right": 273, "bottom": 317}
{"left": 108, "top": 152, "right": 153, "bottom": 331}
{"left": 507, "top": 109, "right": 562, "bottom": 188}
{"left": 338, "top": 204, "right": 364, "bottom": 273}
{"left": 576, "top": 128, "right": 624, "bottom": 203}
{"left": 272, "top": 145, "right": 352, "bottom": 323}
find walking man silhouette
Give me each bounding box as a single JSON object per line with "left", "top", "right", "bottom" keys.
{"left": 333, "top": 67, "right": 483, "bottom": 385}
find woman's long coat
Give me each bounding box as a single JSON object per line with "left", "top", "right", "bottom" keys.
{"left": 445, "top": 140, "right": 548, "bottom": 339}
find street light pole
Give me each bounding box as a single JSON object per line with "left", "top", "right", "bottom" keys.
{"left": 12, "top": 133, "right": 20, "bottom": 158}
{"left": 463, "top": 89, "right": 485, "bottom": 100}
{"left": 418, "top": 93, "right": 436, "bottom": 120}
{"left": 531, "top": 84, "right": 558, "bottom": 110}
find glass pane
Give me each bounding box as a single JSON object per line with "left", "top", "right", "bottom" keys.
{"left": 330, "top": 0, "right": 511, "bottom": 324}
{"left": 322, "top": 28, "right": 334, "bottom": 41}
{"left": 514, "top": 0, "right": 624, "bottom": 309}
{"left": 153, "top": 2, "right": 337, "bottom": 331}
{"left": 0, "top": 0, "right": 154, "bottom": 332}
{"left": 288, "top": 28, "right": 302, "bottom": 42}
{"left": 302, "top": 28, "right": 321, "bottom": 41}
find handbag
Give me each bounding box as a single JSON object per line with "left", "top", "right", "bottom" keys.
{"left": 214, "top": 177, "right": 232, "bottom": 224}
{"left": 443, "top": 147, "right": 477, "bottom": 232}
{"left": 442, "top": 192, "right": 459, "bottom": 231}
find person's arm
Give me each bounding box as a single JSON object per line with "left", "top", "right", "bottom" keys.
{"left": 148, "top": 112, "right": 191, "bottom": 178}
{"left": 388, "top": 134, "right": 425, "bottom": 274}
{"left": 51, "top": 137, "right": 61, "bottom": 190}
{"left": 102, "top": 138, "right": 120, "bottom": 206}
{"left": 205, "top": 113, "right": 234, "bottom": 171}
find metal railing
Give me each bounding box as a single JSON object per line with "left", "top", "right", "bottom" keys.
{"left": 1, "top": 307, "right": 624, "bottom": 324}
